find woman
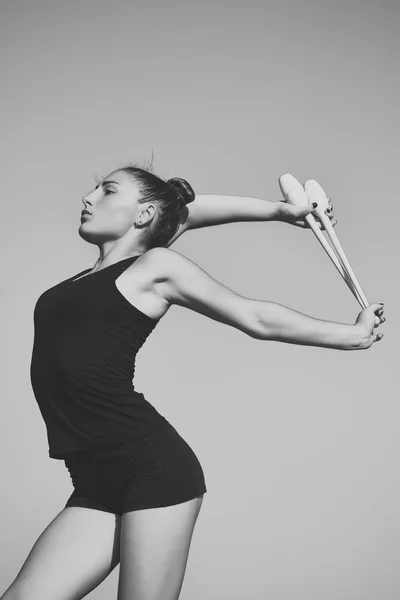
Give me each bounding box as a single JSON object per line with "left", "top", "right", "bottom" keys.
{"left": 2, "top": 165, "right": 384, "bottom": 600}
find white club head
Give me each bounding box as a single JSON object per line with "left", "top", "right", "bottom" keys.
{"left": 279, "top": 173, "right": 310, "bottom": 207}
{"left": 304, "top": 179, "right": 331, "bottom": 221}
{"left": 279, "top": 174, "right": 369, "bottom": 310}
{"left": 305, "top": 180, "right": 369, "bottom": 308}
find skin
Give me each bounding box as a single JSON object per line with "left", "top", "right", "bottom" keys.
{"left": 78, "top": 169, "right": 384, "bottom": 348}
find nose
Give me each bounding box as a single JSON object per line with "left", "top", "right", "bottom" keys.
{"left": 82, "top": 193, "right": 92, "bottom": 207}
{"left": 82, "top": 185, "right": 98, "bottom": 207}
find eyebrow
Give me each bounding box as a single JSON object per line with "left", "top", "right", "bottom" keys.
{"left": 95, "top": 180, "right": 120, "bottom": 190}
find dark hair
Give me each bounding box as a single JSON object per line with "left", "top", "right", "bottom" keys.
{"left": 119, "top": 163, "right": 195, "bottom": 249}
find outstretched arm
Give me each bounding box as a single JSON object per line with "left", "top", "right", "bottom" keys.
{"left": 187, "top": 194, "right": 331, "bottom": 228}
{"left": 165, "top": 193, "right": 336, "bottom": 247}
{"left": 142, "top": 247, "right": 384, "bottom": 351}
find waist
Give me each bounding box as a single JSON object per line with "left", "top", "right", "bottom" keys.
{"left": 58, "top": 417, "right": 171, "bottom": 461}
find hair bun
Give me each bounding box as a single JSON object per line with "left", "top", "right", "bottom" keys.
{"left": 167, "top": 177, "right": 195, "bottom": 208}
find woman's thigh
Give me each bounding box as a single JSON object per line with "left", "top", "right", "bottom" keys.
{"left": 1, "top": 506, "right": 121, "bottom": 600}
{"left": 118, "top": 495, "right": 204, "bottom": 600}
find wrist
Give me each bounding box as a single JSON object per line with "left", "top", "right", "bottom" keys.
{"left": 348, "top": 324, "right": 368, "bottom": 350}
{"left": 341, "top": 325, "right": 365, "bottom": 350}
{"left": 268, "top": 200, "right": 284, "bottom": 222}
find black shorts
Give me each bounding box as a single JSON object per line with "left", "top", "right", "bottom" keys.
{"left": 63, "top": 422, "right": 207, "bottom": 515}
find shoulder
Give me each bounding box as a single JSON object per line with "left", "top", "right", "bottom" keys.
{"left": 141, "top": 247, "right": 176, "bottom": 262}
{"left": 135, "top": 247, "right": 217, "bottom": 300}
{"left": 142, "top": 247, "right": 186, "bottom": 263}
{"left": 136, "top": 247, "right": 194, "bottom": 281}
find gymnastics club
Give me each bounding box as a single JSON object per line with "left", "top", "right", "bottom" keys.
{"left": 279, "top": 173, "right": 368, "bottom": 309}
{"left": 304, "top": 178, "right": 369, "bottom": 309}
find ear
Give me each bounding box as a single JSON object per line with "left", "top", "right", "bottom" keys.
{"left": 137, "top": 203, "right": 157, "bottom": 226}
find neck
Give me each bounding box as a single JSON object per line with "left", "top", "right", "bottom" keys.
{"left": 93, "top": 251, "right": 144, "bottom": 270}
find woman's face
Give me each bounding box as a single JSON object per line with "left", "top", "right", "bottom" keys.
{"left": 79, "top": 170, "right": 144, "bottom": 243}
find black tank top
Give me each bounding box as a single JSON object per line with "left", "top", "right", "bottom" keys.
{"left": 30, "top": 256, "right": 169, "bottom": 459}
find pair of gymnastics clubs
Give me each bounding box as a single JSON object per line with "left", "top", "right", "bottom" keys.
{"left": 279, "top": 173, "right": 369, "bottom": 310}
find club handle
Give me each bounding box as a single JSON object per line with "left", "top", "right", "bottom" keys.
{"left": 319, "top": 214, "right": 369, "bottom": 308}
{"left": 304, "top": 178, "right": 369, "bottom": 308}
{"left": 305, "top": 214, "right": 366, "bottom": 309}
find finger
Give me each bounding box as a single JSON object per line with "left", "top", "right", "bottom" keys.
{"left": 373, "top": 332, "right": 384, "bottom": 343}
{"left": 371, "top": 303, "right": 385, "bottom": 312}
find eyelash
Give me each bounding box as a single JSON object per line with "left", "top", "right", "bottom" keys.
{"left": 93, "top": 176, "right": 113, "bottom": 193}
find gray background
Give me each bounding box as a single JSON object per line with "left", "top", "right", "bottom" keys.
{"left": 1, "top": 1, "right": 399, "bottom": 598}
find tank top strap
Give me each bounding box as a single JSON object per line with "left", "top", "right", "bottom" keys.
{"left": 68, "top": 267, "right": 93, "bottom": 282}
{"left": 69, "top": 255, "right": 141, "bottom": 284}
{"left": 107, "top": 255, "right": 141, "bottom": 280}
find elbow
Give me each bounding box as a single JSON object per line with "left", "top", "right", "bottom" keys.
{"left": 247, "top": 325, "right": 274, "bottom": 341}
{"left": 244, "top": 305, "right": 272, "bottom": 340}
{"left": 244, "top": 301, "right": 282, "bottom": 341}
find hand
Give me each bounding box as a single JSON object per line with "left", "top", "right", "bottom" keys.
{"left": 277, "top": 197, "right": 337, "bottom": 230}
{"left": 354, "top": 303, "right": 385, "bottom": 349}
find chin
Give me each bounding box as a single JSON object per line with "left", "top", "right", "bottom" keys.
{"left": 77, "top": 226, "right": 99, "bottom": 244}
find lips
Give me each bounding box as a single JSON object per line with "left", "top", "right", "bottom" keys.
{"left": 81, "top": 211, "right": 91, "bottom": 217}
